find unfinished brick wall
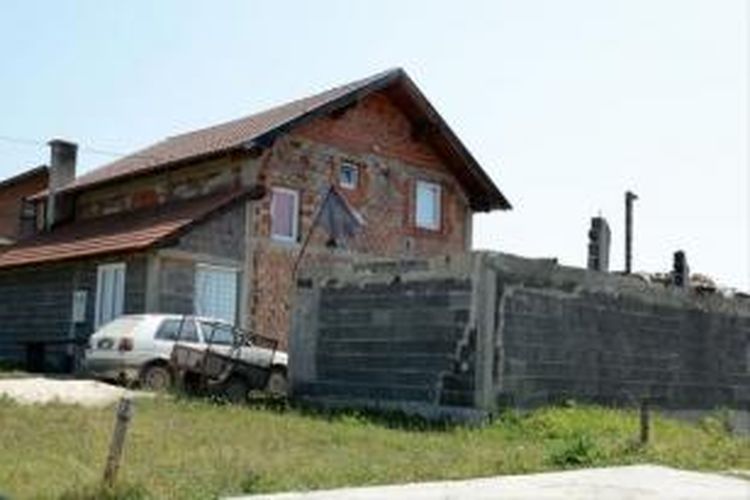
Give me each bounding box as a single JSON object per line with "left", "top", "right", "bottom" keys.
{"left": 248, "top": 92, "right": 472, "bottom": 344}
{"left": 0, "top": 169, "right": 48, "bottom": 242}
{"left": 39, "top": 91, "right": 478, "bottom": 346}
{"left": 75, "top": 154, "right": 255, "bottom": 219}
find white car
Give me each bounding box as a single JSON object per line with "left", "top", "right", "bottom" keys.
{"left": 84, "top": 314, "right": 287, "bottom": 394}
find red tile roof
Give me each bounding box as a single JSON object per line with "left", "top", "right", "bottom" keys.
{"left": 34, "top": 68, "right": 510, "bottom": 211}
{"left": 62, "top": 70, "right": 399, "bottom": 194}
{"left": 0, "top": 189, "right": 256, "bottom": 269}
{"left": 0, "top": 165, "right": 48, "bottom": 191}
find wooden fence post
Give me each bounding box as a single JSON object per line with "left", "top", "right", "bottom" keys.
{"left": 103, "top": 397, "right": 134, "bottom": 487}
{"left": 639, "top": 399, "right": 650, "bottom": 445}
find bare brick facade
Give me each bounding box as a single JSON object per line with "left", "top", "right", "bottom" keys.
{"left": 250, "top": 92, "right": 472, "bottom": 344}
{"left": 66, "top": 91, "right": 479, "bottom": 346}
{"left": 0, "top": 167, "right": 48, "bottom": 243}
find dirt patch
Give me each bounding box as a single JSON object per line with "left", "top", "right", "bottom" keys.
{"left": 0, "top": 377, "right": 144, "bottom": 407}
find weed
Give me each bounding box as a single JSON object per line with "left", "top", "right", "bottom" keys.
{"left": 58, "top": 482, "right": 149, "bottom": 500}
{"left": 239, "top": 470, "right": 263, "bottom": 494}
{"left": 0, "top": 400, "right": 746, "bottom": 499}
{"left": 548, "top": 433, "right": 600, "bottom": 467}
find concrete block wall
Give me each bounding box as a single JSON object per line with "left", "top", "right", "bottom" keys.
{"left": 174, "top": 202, "right": 246, "bottom": 261}
{"left": 486, "top": 253, "right": 750, "bottom": 410}
{"left": 0, "top": 254, "right": 147, "bottom": 371}
{"left": 291, "top": 256, "right": 484, "bottom": 420}
{"left": 290, "top": 252, "right": 750, "bottom": 420}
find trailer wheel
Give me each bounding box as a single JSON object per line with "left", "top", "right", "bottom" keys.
{"left": 223, "top": 376, "right": 250, "bottom": 404}
{"left": 266, "top": 368, "right": 288, "bottom": 398}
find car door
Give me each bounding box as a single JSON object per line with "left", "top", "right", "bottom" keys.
{"left": 197, "top": 320, "right": 235, "bottom": 358}
{"left": 153, "top": 317, "right": 201, "bottom": 359}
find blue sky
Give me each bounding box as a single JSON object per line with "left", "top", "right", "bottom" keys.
{"left": 0, "top": 0, "right": 747, "bottom": 288}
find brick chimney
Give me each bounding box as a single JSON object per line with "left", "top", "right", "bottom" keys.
{"left": 45, "top": 139, "right": 77, "bottom": 229}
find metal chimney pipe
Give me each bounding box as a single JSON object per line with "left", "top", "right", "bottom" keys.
{"left": 625, "top": 191, "right": 638, "bottom": 274}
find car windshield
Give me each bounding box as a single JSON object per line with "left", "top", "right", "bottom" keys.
{"left": 200, "top": 321, "right": 236, "bottom": 345}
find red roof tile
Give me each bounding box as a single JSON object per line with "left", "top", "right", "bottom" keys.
{"left": 0, "top": 189, "right": 255, "bottom": 269}
{"left": 32, "top": 69, "right": 510, "bottom": 211}
{"left": 63, "top": 70, "right": 399, "bottom": 194}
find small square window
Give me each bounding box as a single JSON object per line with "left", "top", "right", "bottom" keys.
{"left": 339, "top": 163, "right": 359, "bottom": 190}
{"left": 415, "top": 180, "right": 441, "bottom": 230}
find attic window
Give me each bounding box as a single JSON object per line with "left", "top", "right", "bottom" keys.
{"left": 338, "top": 163, "right": 359, "bottom": 190}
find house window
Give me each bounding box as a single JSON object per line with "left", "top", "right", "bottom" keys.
{"left": 271, "top": 187, "right": 299, "bottom": 242}
{"left": 194, "top": 264, "right": 238, "bottom": 325}
{"left": 415, "top": 180, "right": 441, "bottom": 230}
{"left": 95, "top": 263, "right": 126, "bottom": 328}
{"left": 339, "top": 163, "right": 359, "bottom": 190}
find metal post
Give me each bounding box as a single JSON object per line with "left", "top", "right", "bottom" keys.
{"left": 625, "top": 191, "right": 638, "bottom": 274}
{"left": 639, "top": 399, "right": 650, "bottom": 445}
{"left": 103, "top": 397, "right": 134, "bottom": 487}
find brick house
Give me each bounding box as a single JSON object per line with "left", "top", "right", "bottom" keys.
{"left": 0, "top": 68, "right": 510, "bottom": 371}
{"left": 0, "top": 165, "right": 49, "bottom": 245}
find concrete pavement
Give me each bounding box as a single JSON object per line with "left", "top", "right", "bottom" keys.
{"left": 233, "top": 465, "right": 750, "bottom": 500}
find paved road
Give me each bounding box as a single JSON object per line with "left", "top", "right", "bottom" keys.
{"left": 233, "top": 465, "right": 750, "bottom": 500}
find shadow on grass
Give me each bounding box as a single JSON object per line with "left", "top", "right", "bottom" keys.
{"left": 170, "top": 387, "right": 458, "bottom": 432}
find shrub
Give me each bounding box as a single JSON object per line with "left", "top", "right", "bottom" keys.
{"left": 548, "top": 433, "right": 601, "bottom": 467}
{"left": 240, "top": 470, "right": 264, "bottom": 494}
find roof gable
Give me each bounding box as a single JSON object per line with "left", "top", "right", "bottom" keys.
{"left": 294, "top": 91, "right": 447, "bottom": 170}
{"left": 47, "top": 69, "right": 511, "bottom": 211}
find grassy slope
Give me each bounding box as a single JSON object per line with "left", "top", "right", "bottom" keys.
{"left": 0, "top": 397, "right": 748, "bottom": 499}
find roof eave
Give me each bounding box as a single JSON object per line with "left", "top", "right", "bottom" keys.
{"left": 393, "top": 73, "right": 512, "bottom": 212}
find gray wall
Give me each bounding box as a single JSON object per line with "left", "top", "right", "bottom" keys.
{"left": 0, "top": 201, "right": 245, "bottom": 371}
{"left": 156, "top": 202, "right": 247, "bottom": 317}
{"left": 488, "top": 254, "right": 750, "bottom": 410}
{"left": 293, "top": 278, "right": 474, "bottom": 417}
{"left": 290, "top": 252, "right": 750, "bottom": 420}
{"left": 174, "top": 203, "right": 245, "bottom": 261}
{"left": 0, "top": 254, "right": 147, "bottom": 371}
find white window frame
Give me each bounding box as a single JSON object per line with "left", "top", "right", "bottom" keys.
{"left": 94, "top": 262, "right": 126, "bottom": 328}
{"left": 194, "top": 263, "right": 239, "bottom": 325}
{"left": 415, "top": 180, "right": 442, "bottom": 230}
{"left": 270, "top": 187, "right": 300, "bottom": 243}
{"left": 338, "top": 162, "right": 359, "bottom": 190}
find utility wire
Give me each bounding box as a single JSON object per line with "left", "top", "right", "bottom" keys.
{"left": 0, "top": 134, "right": 163, "bottom": 162}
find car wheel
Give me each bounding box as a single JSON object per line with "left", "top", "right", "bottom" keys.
{"left": 223, "top": 376, "right": 250, "bottom": 404}
{"left": 266, "top": 369, "right": 288, "bottom": 398}
{"left": 140, "top": 364, "right": 172, "bottom": 392}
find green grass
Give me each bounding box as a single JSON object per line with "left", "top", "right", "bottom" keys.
{"left": 0, "top": 397, "right": 748, "bottom": 499}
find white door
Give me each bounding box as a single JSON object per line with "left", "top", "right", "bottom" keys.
{"left": 95, "top": 263, "right": 126, "bottom": 328}
{"left": 194, "top": 264, "right": 239, "bottom": 325}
